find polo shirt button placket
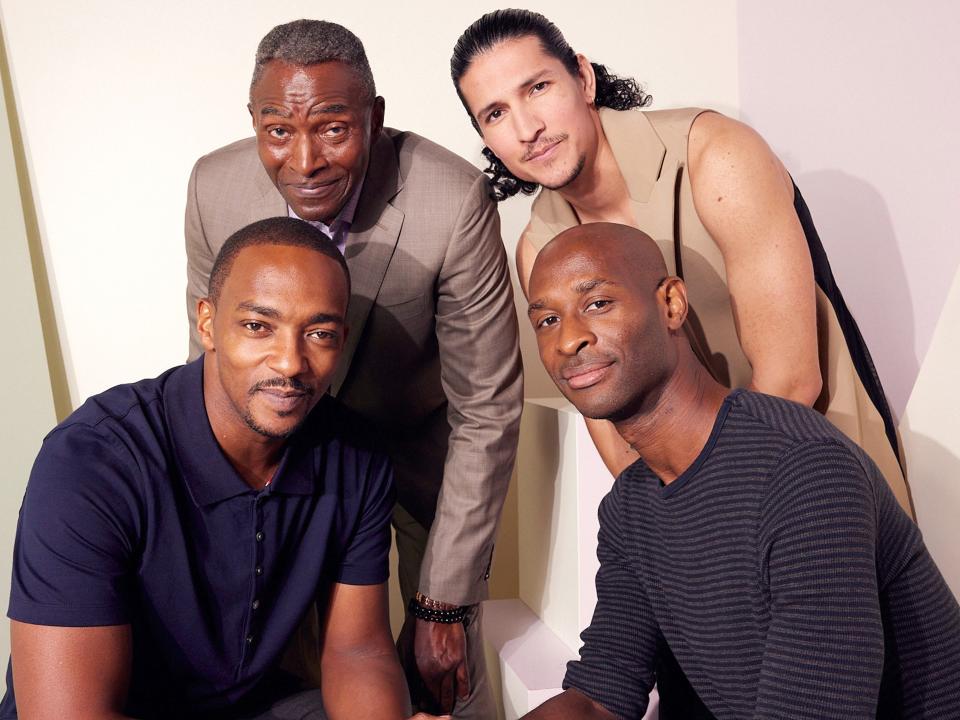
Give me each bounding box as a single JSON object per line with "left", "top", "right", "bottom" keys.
{"left": 246, "top": 496, "right": 266, "bottom": 660}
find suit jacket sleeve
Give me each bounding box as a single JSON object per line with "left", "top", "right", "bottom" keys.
{"left": 418, "top": 173, "right": 524, "bottom": 605}
{"left": 184, "top": 159, "right": 213, "bottom": 362}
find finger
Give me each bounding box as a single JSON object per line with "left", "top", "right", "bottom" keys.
{"left": 455, "top": 656, "right": 470, "bottom": 700}
{"left": 440, "top": 669, "right": 455, "bottom": 714}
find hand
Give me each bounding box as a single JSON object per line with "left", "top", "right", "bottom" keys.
{"left": 412, "top": 617, "right": 470, "bottom": 714}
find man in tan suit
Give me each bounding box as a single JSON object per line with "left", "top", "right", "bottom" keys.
{"left": 184, "top": 20, "right": 522, "bottom": 719}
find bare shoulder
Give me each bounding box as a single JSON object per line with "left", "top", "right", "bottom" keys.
{"left": 687, "top": 112, "right": 794, "bottom": 229}
{"left": 688, "top": 112, "right": 783, "bottom": 175}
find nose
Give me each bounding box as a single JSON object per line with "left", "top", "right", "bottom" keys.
{"left": 558, "top": 314, "right": 595, "bottom": 356}
{"left": 290, "top": 134, "right": 328, "bottom": 178}
{"left": 268, "top": 330, "right": 309, "bottom": 379}
{"left": 513, "top": 106, "right": 545, "bottom": 144}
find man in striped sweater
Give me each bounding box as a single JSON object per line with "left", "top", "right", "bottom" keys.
{"left": 522, "top": 222, "right": 960, "bottom": 719}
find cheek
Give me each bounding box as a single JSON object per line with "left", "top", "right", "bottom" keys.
{"left": 257, "top": 144, "right": 286, "bottom": 175}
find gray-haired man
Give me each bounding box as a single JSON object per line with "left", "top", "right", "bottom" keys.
{"left": 184, "top": 19, "right": 523, "bottom": 719}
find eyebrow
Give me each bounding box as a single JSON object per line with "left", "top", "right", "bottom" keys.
{"left": 259, "top": 103, "right": 351, "bottom": 118}
{"left": 237, "top": 302, "right": 343, "bottom": 326}
{"left": 475, "top": 69, "right": 551, "bottom": 120}
{"left": 526, "top": 278, "right": 614, "bottom": 316}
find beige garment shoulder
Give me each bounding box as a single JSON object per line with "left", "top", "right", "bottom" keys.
{"left": 522, "top": 107, "right": 912, "bottom": 515}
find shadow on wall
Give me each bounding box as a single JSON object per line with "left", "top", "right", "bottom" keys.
{"left": 795, "top": 169, "right": 916, "bottom": 419}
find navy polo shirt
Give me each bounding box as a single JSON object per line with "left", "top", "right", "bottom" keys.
{"left": 1, "top": 358, "right": 394, "bottom": 718}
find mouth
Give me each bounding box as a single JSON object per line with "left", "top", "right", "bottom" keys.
{"left": 523, "top": 136, "right": 565, "bottom": 163}
{"left": 286, "top": 178, "right": 343, "bottom": 199}
{"left": 561, "top": 360, "right": 614, "bottom": 390}
{"left": 256, "top": 388, "right": 312, "bottom": 414}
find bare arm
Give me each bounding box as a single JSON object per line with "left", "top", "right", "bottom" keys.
{"left": 319, "top": 582, "right": 411, "bottom": 719}
{"left": 688, "top": 111, "right": 821, "bottom": 405}
{"left": 523, "top": 688, "right": 617, "bottom": 719}
{"left": 11, "top": 621, "right": 134, "bottom": 720}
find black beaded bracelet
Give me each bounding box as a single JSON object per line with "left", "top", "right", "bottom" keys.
{"left": 408, "top": 597, "right": 467, "bottom": 624}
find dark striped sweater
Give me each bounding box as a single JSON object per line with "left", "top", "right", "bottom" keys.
{"left": 564, "top": 390, "right": 960, "bottom": 719}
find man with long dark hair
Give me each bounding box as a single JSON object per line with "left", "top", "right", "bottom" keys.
{"left": 451, "top": 10, "right": 907, "bottom": 511}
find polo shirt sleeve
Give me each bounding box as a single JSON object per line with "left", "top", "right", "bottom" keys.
{"left": 9, "top": 424, "right": 139, "bottom": 627}
{"left": 335, "top": 450, "right": 395, "bottom": 586}
{"left": 563, "top": 484, "right": 658, "bottom": 719}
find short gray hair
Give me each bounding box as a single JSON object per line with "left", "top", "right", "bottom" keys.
{"left": 250, "top": 19, "right": 376, "bottom": 100}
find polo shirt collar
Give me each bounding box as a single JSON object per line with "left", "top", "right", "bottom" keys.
{"left": 163, "top": 358, "right": 324, "bottom": 507}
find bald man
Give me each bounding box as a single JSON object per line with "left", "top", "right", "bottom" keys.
{"left": 521, "top": 223, "right": 960, "bottom": 720}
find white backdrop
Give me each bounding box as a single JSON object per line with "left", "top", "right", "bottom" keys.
{"left": 0, "top": 0, "right": 739, "bottom": 406}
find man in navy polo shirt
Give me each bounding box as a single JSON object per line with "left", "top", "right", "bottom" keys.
{"left": 1, "top": 218, "right": 429, "bottom": 719}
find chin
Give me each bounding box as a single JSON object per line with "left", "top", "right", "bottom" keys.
{"left": 243, "top": 412, "right": 303, "bottom": 440}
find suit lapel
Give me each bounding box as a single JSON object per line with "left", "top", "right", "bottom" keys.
{"left": 248, "top": 159, "right": 287, "bottom": 223}
{"left": 599, "top": 107, "right": 666, "bottom": 204}
{"left": 331, "top": 132, "right": 404, "bottom": 395}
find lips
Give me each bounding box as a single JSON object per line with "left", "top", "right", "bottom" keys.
{"left": 522, "top": 134, "right": 567, "bottom": 163}
{"left": 561, "top": 360, "right": 614, "bottom": 390}
{"left": 287, "top": 179, "right": 341, "bottom": 198}
{"left": 256, "top": 388, "right": 311, "bottom": 415}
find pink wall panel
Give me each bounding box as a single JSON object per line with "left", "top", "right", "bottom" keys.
{"left": 737, "top": 1, "right": 960, "bottom": 418}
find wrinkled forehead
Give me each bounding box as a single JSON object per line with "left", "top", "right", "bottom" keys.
{"left": 251, "top": 59, "right": 370, "bottom": 105}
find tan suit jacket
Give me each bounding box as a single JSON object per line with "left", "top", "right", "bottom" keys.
{"left": 184, "top": 129, "right": 523, "bottom": 604}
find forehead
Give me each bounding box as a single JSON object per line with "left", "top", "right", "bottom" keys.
{"left": 222, "top": 244, "right": 348, "bottom": 307}
{"left": 251, "top": 60, "right": 367, "bottom": 107}
{"left": 530, "top": 244, "right": 614, "bottom": 296}
{"left": 459, "top": 35, "right": 569, "bottom": 106}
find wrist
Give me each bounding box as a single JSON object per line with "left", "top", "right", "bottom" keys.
{"left": 409, "top": 592, "right": 469, "bottom": 624}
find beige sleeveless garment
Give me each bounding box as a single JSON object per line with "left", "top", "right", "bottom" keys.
{"left": 522, "top": 107, "right": 912, "bottom": 516}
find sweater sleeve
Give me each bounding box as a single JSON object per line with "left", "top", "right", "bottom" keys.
{"left": 563, "top": 484, "right": 659, "bottom": 719}
{"left": 755, "top": 440, "right": 884, "bottom": 719}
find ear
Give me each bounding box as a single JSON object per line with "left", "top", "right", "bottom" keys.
{"left": 248, "top": 102, "right": 256, "bottom": 131}
{"left": 197, "top": 298, "right": 216, "bottom": 353}
{"left": 370, "top": 96, "right": 385, "bottom": 139}
{"left": 659, "top": 277, "right": 689, "bottom": 331}
{"left": 575, "top": 53, "right": 597, "bottom": 106}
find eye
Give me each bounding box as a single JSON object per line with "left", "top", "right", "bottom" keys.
{"left": 586, "top": 299, "right": 613, "bottom": 312}
{"left": 485, "top": 108, "right": 504, "bottom": 124}
{"left": 307, "top": 328, "right": 339, "bottom": 343}
{"left": 531, "top": 81, "right": 548, "bottom": 94}
{"left": 242, "top": 321, "right": 268, "bottom": 333}
{"left": 267, "top": 127, "right": 289, "bottom": 139}
{"left": 535, "top": 314, "right": 559, "bottom": 329}
{"left": 323, "top": 125, "right": 348, "bottom": 139}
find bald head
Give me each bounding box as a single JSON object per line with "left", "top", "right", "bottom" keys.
{"left": 529, "top": 222, "right": 668, "bottom": 311}
{"left": 527, "top": 221, "right": 689, "bottom": 422}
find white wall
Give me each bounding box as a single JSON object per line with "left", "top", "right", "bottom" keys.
{"left": 0, "top": 0, "right": 739, "bottom": 405}
{"left": 738, "top": 1, "right": 960, "bottom": 419}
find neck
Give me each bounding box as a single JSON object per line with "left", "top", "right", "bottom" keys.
{"left": 558, "top": 111, "right": 632, "bottom": 223}
{"left": 614, "top": 351, "right": 730, "bottom": 484}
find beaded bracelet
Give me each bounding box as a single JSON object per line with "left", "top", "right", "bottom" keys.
{"left": 408, "top": 597, "right": 468, "bottom": 624}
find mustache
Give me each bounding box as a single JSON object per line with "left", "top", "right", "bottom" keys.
{"left": 248, "top": 376, "right": 314, "bottom": 396}
{"left": 522, "top": 134, "right": 567, "bottom": 161}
